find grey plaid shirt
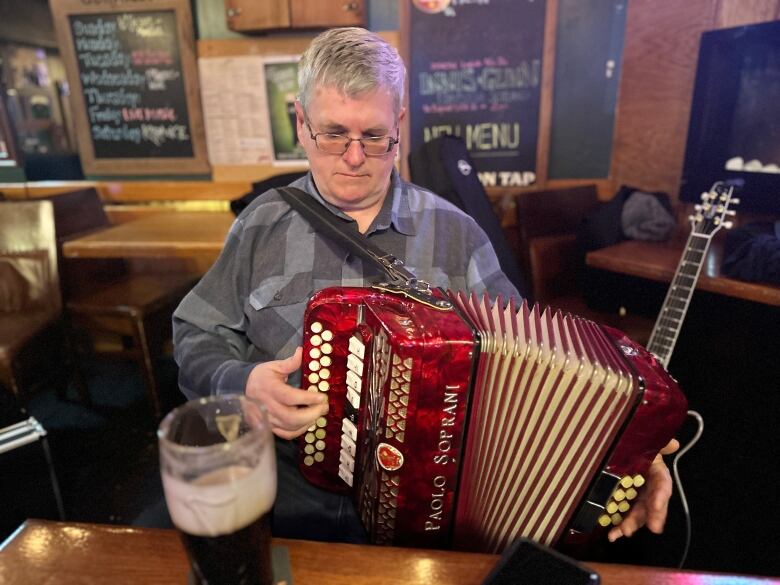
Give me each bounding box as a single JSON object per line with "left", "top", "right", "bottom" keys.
{"left": 173, "top": 170, "right": 520, "bottom": 399}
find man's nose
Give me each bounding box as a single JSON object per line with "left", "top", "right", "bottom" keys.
{"left": 342, "top": 139, "right": 366, "bottom": 165}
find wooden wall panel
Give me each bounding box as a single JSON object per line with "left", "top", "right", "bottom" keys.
{"left": 715, "top": 0, "right": 780, "bottom": 27}
{"left": 610, "top": 0, "right": 780, "bottom": 200}
{"left": 610, "top": 0, "right": 717, "bottom": 199}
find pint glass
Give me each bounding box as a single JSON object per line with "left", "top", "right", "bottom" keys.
{"left": 159, "top": 396, "right": 276, "bottom": 585}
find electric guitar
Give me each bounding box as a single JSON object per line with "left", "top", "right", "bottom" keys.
{"left": 646, "top": 182, "right": 739, "bottom": 368}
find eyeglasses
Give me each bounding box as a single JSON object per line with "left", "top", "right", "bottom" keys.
{"left": 306, "top": 122, "right": 399, "bottom": 156}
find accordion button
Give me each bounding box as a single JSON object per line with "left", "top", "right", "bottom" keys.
{"left": 322, "top": 330, "right": 334, "bottom": 342}
{"left": 321, "top": 343, "right": 333, "bottom": 355}
{"left": 314, "top": 452, "right": 325, "bottom": 463}
{"left": 320, "top": 368, "right": 331, "bottom": 380}
{"left": 321, "top": 356, "right": 332, "bottom": 367}
{"left": 598, "top": 515, "right": 612, "bottom": 527}
{"left": 309, "top": 360, "right": 321, "bottom": 371}
{"left": 315, "top": 429, "right": 326, "bottom": 440}
{"left": 611, "top": 513, "right": 623, "bottom": 526}
{"left": 606, "top": 501, "right": 618, "bottom": 514}
{"left": 625, "top": 487, "right": 638, "bottom": 501}
{"left": 310, "top": 322, "right": 323, "bottom": 333}
{"left": 315, "top": 440, "right": 326, "bottom": 450}
{"left": 308, "top": 373, "right": 320, "bottom": 384}
{"left": 305, "top": 432, "right": 315, "bottom": 443}
{"left": 613, "top": 489, "right": 626, "bottom": 502}
{"left": 632, "top": 474, "right": 646, "bottom": 487}
{"left": 318, "top": 381, "right": 330, "bottom": 392}
{"left": 620, "top": 476, "right": 634, "bottom": 489}
{"left": 304, "top": 456, "right": 314, "bottom": 466}
{"left": 304, "top": 444, "right": 315, "bottom": 455}
{"left": 311, "top": 335, "right": 322, "bottom": 346}
{"left": 618, "top": 501, "right": 631, "bottom": 513}
{"left": 309, "top": 348, "right": 321, "bottom": 359}
{"left": 316, "top": 417, "right": 327, "bottom": 427}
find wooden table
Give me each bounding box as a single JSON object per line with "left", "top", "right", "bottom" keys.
{"left": 585, "top": 239, "right": 780, "bottom": 307}
{"left": 2, "top": 520, "right": 778, "bottom": 585}
{"left": 61, "top": 212, "right": 235, "bottom": 259}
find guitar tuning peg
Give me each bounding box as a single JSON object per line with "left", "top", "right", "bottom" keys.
{"left": 731, "top": 198, "right": 741, "bottom": 205}
{"left": 694, "top": 204, "right": 703, "bottom": 212}
{"left": 723, "top": 221, "right": 734, "bottom": 229}
{"left": 700, "top": 192, "right": 710, "bottom": 201}
{"left": 726, "top": 210, "right": 736, "bottom": 216}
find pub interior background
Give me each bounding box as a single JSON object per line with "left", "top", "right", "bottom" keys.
{"left": 0, "top": 0, "right": 778, "bottom": 578}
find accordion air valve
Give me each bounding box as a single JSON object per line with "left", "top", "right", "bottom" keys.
{"left": 298, "top": 286, "right": 687, "bottom": 553}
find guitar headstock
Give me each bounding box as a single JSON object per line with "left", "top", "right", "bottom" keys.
{"left": 690, "top": 181, "right": 740, "bottom": 237}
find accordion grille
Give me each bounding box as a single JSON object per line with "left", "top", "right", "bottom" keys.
{"left": 452, "top": 294, "right": 638, "bottom": 552}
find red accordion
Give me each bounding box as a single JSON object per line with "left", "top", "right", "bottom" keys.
{"left": 298, "top": 286, "right": 687, "bottom": 553}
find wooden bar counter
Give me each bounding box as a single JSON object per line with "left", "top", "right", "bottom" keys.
{"left": 585, "top": 239, "right": 780, "bottom": 307}
{"left": 2, "top": 520, "right": 778, "bottom": 585}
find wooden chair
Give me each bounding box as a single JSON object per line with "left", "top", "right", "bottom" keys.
{"left": 515, "top": 185, "right": 654, "bottom": 345}
{"left": 40, "top": 189, "right": 198, "bottom": 420}
{"left": 0, "top": 200, "right": 88, "bottom": 411}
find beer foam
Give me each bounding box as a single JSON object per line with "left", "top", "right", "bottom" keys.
{"left": 163, "top": 456, "right": 276, "bottom": 537}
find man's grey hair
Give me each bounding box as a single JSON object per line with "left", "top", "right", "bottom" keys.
{"left": 298, "top": 27, "right": 406, "bottom": 118}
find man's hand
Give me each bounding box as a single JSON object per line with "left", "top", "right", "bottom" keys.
{"left": 246, "top": 347, "right": 328, "bottom": 440}
{"left": 608, "top": 438, "right": 680, "bottom": 542}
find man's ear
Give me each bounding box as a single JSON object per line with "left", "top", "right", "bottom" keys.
{"left": 294, "top": 101, "right": 306, "bottom": 142}
{"left": 397, "top": 106, "right": 406, "bottom": 125}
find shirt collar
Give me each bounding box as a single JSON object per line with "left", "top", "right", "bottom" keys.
{"left": 295, "top": 169, "right": 417, "bottom": 237}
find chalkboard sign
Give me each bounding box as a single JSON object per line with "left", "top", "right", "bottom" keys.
{"left": 50, "top": 0, "right": 208, "bottom": 176}
{"left": 406, "top": 0, "right": 545, "bottom": 188}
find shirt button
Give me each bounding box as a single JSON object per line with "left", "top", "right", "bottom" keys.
{"left": 273, "top": 292, "right": 282, "bottom": 301}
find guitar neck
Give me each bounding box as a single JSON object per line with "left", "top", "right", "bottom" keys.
{"left": 646, "top": 233, "right": 713, "bottom": 368}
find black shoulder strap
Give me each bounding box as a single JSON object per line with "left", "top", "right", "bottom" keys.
{"left": 277, "top": 186, "right": 417, "bottom": 285}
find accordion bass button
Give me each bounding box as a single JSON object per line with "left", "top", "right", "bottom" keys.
{"left": 304, "top": 456, "right": 315, "bottom": 466}
{"left": 311, "top": 335, "right": 322, "bottom": 346}
{"left": 310, "top": 322, "right": 323, "bottom": 334}
{"left": 598, "top": 515, "right": 612, "bottom": 527}
{"left": 606, "top": 501, "right": 619, "bottom": 514}
{"left": 613, "top": 489, "right": 626, "bottom": 502}
{"left": 625, "top": 487, "right": 638, "bottom": 500}
{"left": 611, "top": 513, "right": 623, "bottom": 526}
{"left": 620, "top": 475, "right": 634, "bottom": 489}
{"left": 618, "top": 501, "right": 631, "bottom": 513}
{"left": 309, "top": 348, "right": 322, "bottom": 359}
{"left": 632, "top": 474, "right": 646, "bottom": 487}
{"left": 321, "top": 330, "right": 334, "bottom": 342}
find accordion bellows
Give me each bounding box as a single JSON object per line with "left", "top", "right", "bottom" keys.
{"left": 298, "top": 287, "right": 687, "bottom": 553}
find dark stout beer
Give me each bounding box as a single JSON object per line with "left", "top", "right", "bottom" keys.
{"left": 181, "top": 512, "right": 272, "bottom": 585}
{"left": 163, "top": 463, "right": 275, "bottom": 585}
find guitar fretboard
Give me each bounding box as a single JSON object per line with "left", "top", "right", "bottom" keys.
{"left": 646, "top": 234, "right": 711, "bottom": 367}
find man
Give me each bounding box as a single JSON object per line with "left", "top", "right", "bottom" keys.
{"left": 173, "top": 27, "right": 675, "bottom": 545}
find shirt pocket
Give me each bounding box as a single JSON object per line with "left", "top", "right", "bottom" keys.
{"left": 248, "top": 273, "right": 314, "bottom": 311}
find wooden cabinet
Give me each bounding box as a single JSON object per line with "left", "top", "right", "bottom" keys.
{"left": 225, "top": 0, "right": 365, "bottom": 32}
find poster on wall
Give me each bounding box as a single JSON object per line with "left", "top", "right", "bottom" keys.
{"left": 408, "top": 0, "right": 545, "bottom": 187}
{"left": 264, "top": 57, "right": 307, "bottom": 164}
